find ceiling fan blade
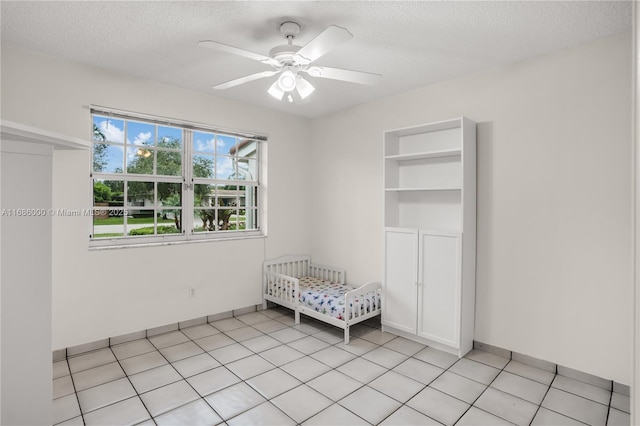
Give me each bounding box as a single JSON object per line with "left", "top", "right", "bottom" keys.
{"left": 304, "top": 66, "right": 382, "bottom": 85}
{"left": 198, "top": 40, "right": 279, "bottom": 67}
{"left": 213, "top": 71, "right": 278, "bottom": 90}
{"left": 295, "top": 25, "right": 353, "bottom": 64}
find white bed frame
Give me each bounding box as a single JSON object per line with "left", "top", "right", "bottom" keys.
{"left": 263, "top": 255, "right": 382, "bottom": 344}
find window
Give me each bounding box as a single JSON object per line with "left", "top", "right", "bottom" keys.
{"left": 90, "top": 108, "right": 264, "bottom": 246}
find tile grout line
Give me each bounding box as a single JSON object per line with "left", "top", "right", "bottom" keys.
{"left": 527, "top": 373, "right": 555, "bottom": 426}
{"left": 605, "top": 384, "right": 614, "bottom": 426}
{"left": 106, "top": 345, "right": 155, "bottom": 424}
{"left": 62, "top": 354, "right": 87, "bottom": 425}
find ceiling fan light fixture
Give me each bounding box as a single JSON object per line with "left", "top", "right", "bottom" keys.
{"left": 267, "top": 81, "right": 285, "bottom": 100}
{"left": 277, "top": 69, "right": 297, "bottom": 92}
{"left": 296, "top": 76, "right": 315, "bottom": 99}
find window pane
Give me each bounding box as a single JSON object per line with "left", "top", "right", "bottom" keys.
{"left": 93, "top": 116, "right": 124, "bottom": 144}
{"left": 127, "top": 121, "right": 155, "bottom": 146}
{"left": 94, "top": 144, "right": 124, "bottom": 173}
{"left": 217, "top": 134, "right": 237, "bottom": 156}
{"left": 194, "top": 183, "right": 213, "bottom": 207}
{"left": 158, "top": 183, "right": 182, "bottom": 205}
{"left": 217, "top": 186, "right": 239, "bottom": 208}
{"left": 236, "top": 139, "right": 257, "bottom": 156}
{"left": 156, "top": 222, "right": 182, "bottom": 235}
{"left": 157, "top": 207, "right": 184, "bottom": 232}
{"left": 127, "top": 210, "right": 155, "bottom": 236}
{"left": 237, "top": 159, "right": 257, "bottom": 181}
{"left": 94, "top": 179, "right": 124, "bottom": 206}
{"left": 193, "top": 131, "right": 215, "bottom": 153}
{"left": 127, "top": 147, "right": 154, "bottom": 174}
{"left": 93, "top": 216, "right": 124, "bottom": 239}
{"left": 193, "top": 208, "right": 216, "bottom": 232}
{"left": 158, "top": 182, "right": 182, "bottom": 231}
{"left": 216, "top": 157, "right": 235, "bottom": 180}
{"left": 193, "top": 155, "right": 214, "bottom": 178}
{"left": 244, "top": 207, "right": 258, "bottom": 230}
{"left": 157, "top": 150, "right": 182, "bottom": 176}
{"left": 158, "top": 126, "right": 182, "bottom": 149}
{"left": 127, "top": 181, "right": 154, "bottom": 210}
{"left": 217, "top": 208, "right": 236, "bottom": 230}
{"left": 226, "top": 209, "right": 241, "bottom": 230}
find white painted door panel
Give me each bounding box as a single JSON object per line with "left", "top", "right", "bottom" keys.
{"left": 383, "top": 228, "right": 418, "bottom": 334}
{"left": 418, "top": 231, "right": 461, "bottom": 346}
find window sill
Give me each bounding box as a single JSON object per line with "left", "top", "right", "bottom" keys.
{"left": 88, "top": 232, "right": 266, "bottom": 251}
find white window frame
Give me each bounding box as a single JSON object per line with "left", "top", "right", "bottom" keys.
{"left": 89, "top": 106, "right": 266, "bottom": 248}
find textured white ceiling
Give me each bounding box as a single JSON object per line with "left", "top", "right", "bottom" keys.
{"left": 0, "top": 1, "right": 632, "bottom": 119}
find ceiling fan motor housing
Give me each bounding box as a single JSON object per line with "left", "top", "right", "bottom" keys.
{"left": 279, "top": 21, "right": 300, "bottom": 38}
{"left": 269, "top": 44, "right": 303, "bottom": 65}
{"left": 270, "top": 21, "right": 307, "bottom": 66}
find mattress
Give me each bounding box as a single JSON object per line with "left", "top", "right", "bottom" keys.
{"left": 298, "top": 276, "right": 379, "bottom": 320}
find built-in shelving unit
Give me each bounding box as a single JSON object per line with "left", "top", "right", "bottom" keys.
{"left": 382, "top": 117, "right": 477, "bottom": 357}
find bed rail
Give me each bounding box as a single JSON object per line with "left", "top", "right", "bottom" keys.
{"left": 344, "top": 281, "right": 382, "bottom": 321}
{"left": 309, "top": 263, "right": 346, "bottom": 284}
{"left": 264, "top": 272, "right": 300, "bottom": 306}
{"left": 263, "top": 255, "right": 310, "bottom": 278}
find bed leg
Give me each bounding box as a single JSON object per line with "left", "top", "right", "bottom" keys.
{"left": 262, "top": 300, "right": 268, "bottom": 310}
{"left": 294, "top": 309, "right": 300, "bottom": 324}
{"left": 344, "top": 327, "right": 350, "bottom": 345}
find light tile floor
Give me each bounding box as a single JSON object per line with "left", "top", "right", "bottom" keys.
{"left": 53, "top": 307, "right": 631, "bottom": 425}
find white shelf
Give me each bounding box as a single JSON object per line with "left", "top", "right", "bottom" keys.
{"left": 385, "top": 149, "right": 461, "bottom": 161}
{"left": 384, "top": 117, "right": 463, "bottom": 138}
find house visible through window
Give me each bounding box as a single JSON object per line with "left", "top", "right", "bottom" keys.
{"left": 90, "top": 108, "right": 263, "bottom": 246}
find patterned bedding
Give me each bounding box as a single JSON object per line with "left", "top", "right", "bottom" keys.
{"left": 298, "top": 277, "right": 379, "bottom": 320}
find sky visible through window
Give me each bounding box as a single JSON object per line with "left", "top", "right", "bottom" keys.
{"left": 93, "top": 116, "right": 238, "bottom": 179}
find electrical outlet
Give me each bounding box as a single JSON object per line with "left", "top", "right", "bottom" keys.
{"left": 188, "top": 287, "right": 196, "bottom": 298}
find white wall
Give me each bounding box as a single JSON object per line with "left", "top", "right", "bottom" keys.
{"left": 0, "top": 140, "right": 54, "bottom": 425}
{"left": 1, "top": 44, "right": 312, "bottom": 350}
{"left": 310, "top": 33, "right": 633, "bottom": 384}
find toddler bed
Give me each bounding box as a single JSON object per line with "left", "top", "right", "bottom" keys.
{"left": 263, "top": 255, "right": 381, "bottom": 344}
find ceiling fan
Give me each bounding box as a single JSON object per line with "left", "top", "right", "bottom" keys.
{"left": 198, "top": 21, "right": 382, "bottom": 103}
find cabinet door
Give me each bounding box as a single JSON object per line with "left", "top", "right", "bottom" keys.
{"left": 417, "top": 230, "right": 461, "bottom": 347}
{"left": 383, "top": 228, "right": 418, "bottom": 334}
